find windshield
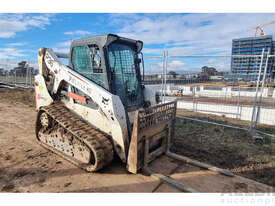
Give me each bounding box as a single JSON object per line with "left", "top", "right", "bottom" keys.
{"left": 108, "top": 42, "right": 144, "bottom": 110}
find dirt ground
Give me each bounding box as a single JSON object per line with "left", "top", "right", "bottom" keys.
{"left": 0, "top": 90, "right": 160, "bottom": 192}
{"left": 0, "top": 88, "right": 274, "bottom": 192}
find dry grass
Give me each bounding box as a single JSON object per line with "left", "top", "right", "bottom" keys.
{"left": 172, "top": 114, "right": 275, "bottom": 187}
{"left": 177, "top": 109, "right": 275, "bottom": 135}
{"left": 0, "top": 88, "right": 34, "bottom": 107}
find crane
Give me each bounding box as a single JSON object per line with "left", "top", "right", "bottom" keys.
{"left": 251, "top": 20, "right": 275, "bottom": 37}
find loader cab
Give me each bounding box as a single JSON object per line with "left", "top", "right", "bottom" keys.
{"left": 69, "top": 34, "right": 144, "bottom": 112}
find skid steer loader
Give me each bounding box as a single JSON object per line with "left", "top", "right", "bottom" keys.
{"left": 34, "top": 34, "right": 177, "bottom": 174}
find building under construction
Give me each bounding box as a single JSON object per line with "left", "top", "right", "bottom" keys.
{"left": 229, "top": 35, "right": 275, "bottom": 80}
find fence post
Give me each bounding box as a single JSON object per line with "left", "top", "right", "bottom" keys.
{"left": 29, "top": 61, "right": 32, "bottom": 87}
{"left": 192, "top": 87, "right": 195, "bottom": 112}
{"left": 14, "top": 70, "right": 16, "bottom": 85}
{"left": 28, "top": 65, "right": 30, "bottom": 86}
{"left": 161, "top": 51, "right": 165, "bottom": 102}
{"left": 25, "top": 63, "right": 28, "bottom": 86}
{"left": 236, "top": 85, "right": 240, "bottom": 119}
{"left": 254, "top": 48, "right": 270, "bottom": 130}
{"left": 164, "top": 50, "right": 168, "bottom": 103}
{"left": 249, "top": 48, "right": 265, "bottom": 132}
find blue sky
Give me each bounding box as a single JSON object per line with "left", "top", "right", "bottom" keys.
{"left": 1, "top": 13, "right": 275, "bottom": 73}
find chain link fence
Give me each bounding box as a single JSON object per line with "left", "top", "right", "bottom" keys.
{"left": 143, "top": 50, "right": 275, "bottom": 137}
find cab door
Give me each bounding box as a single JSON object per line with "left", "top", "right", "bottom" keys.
{"left": 107, "top": 42, "right": 144, "bottom": 111}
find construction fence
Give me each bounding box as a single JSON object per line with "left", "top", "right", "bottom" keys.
{"left": 0, "top": 59, "right": 37, "bottom": 88}
{"left": 143, "top": 49, "right": 275, "bottom": 140}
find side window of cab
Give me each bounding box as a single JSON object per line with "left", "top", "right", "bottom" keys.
{"left": 71, "top": 45, "right": 108, "bottom": 89}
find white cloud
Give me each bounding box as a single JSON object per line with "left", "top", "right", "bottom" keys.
{"left": 52, "top": 47, "right": 70, "bottom": 54}
{"left": 110, "top": 13, "right": 275, "bottom": 56}
{"left": 0, "top": 14, "right": 54, "bottom": 38}
{"left": 57, "top": 40, "right": 71, "bottom": 47}
{"left": 145, "top": 55, "right": 231, "bottom": 74}
{"left": 169, "top": 60, "right": 185, "bottom": 67}
{"left": 5, "top": 42, "right": 27, "bottom": 47}
{"left": 53, "top": 40, "right": 72, "bottom": 54}
{"left": 162, "top": 60, "right": 189, "bottom": 72}
{"left": 55, "top": 31, "right": 91, "bottom": 55}
{"left": 0, "top": 59, "right": 19, "bottom": 69}
{"left": 64, "top": 30, "right": 91, "bottom": 36}
{"left": 0, "top": 47, "right": 26, "bottom": 59}
{"left": 110, "top": 13, "right": 275, "bottom": 73}
{"left": 146, "top": 59, "right": 196, "bottom": 74}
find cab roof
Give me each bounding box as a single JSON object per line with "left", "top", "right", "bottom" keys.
{"left": 70, "top": 34, "right": 143, "bottom": 52}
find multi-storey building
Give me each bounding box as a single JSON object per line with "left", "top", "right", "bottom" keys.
{"left": 230, "top": 35, "right": 275, "bottom": 80}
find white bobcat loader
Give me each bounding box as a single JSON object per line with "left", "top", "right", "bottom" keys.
{"left": 34, "top": 34, "right": 177, "bottom": 173}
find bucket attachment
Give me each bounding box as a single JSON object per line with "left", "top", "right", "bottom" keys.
{"left": 127, "top": 101, "right": 177, "bottom": 173}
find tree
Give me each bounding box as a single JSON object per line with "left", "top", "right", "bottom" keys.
{"left": 0, "top": 68, "right": 5, "bottom": 76}
{"left": 201, "top": 66, "right": 217, "bottom": 76}
{"left": 168, "top": 71, "right": 178, "bottom": 78}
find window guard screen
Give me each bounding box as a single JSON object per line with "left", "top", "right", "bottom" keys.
{"left": 72, "top": 46, "right": 107, "bottom": 89}
{"left": 108, "top": 43, "right": 143, "bottom": 109}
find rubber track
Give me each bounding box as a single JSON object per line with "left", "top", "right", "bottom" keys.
{"left": 36, "top": 102, "right": 113, "bottom": 172}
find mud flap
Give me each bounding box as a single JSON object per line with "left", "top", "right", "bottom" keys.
{"left": 127, "top": 101, "right": 177, "bottom": 174}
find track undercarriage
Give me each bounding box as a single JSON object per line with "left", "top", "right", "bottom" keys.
{"left": 35, "top": 102, "right": 113, "bottom": 172}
